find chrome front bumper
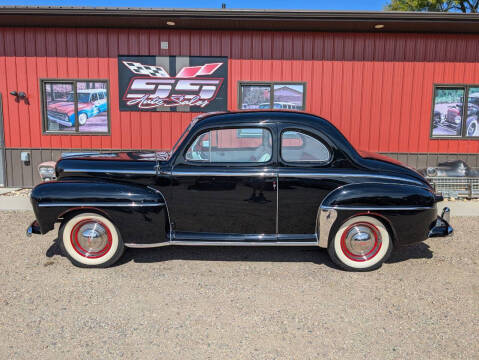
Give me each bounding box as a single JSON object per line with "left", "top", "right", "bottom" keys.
{"left": 429, "top": 207, "right": 453, "bottom": 238}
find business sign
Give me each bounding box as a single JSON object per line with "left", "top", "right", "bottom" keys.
{"left": 118, "top": 56, "right": 228, "bottom": 112}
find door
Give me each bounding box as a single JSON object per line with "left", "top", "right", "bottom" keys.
{"left": 169, "top": 126, "right": 277, "bottom": 238}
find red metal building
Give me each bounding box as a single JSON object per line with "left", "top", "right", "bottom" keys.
{"left": 0, "top": 7, "right": 478, "bottom": 187}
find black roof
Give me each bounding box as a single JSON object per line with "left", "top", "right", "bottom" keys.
{"left": 0, "top": 6, "right": 478, "bottom": 33}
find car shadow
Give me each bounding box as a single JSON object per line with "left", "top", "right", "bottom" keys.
{"left": 386, "top": 242, "right": 433, "bottom": 264}
{"left": 45, "top": 238, "right": 434, "bottom": 269}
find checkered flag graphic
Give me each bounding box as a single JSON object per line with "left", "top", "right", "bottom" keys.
{"left": 122, "top": 61, "right": 170, "bottom": 78}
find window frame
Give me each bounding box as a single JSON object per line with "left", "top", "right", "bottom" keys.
{"left": 430, "top": 83, "right": 479, "bottom": 140}
{"left": 40, "top": 78, "right": 111, "bottom": 135}
{"left": 237, "top": 81, "right": 307, "bottom": 111}
{"left": 280, "top": 128, "right": 332, "bottom": 165}
{"left": 183, "top": 126, "right": 274, "bottom": 165}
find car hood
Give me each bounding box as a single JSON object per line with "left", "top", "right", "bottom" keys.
{"left": 47, "top": 102, "right": 75, "bottom": 115}
{"left": 358, "top": 150, "right": 431, "bottom": 187}
{"left": 55, "top": 151, "right": 170, "bottom": 180}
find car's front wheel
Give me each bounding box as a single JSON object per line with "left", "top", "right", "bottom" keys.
{"left": 466, "top": 118, "right": 478, "bottom": 136}
{"left": 328, "top": 215, "right": 393, "bottom": 271}
{"left": 59, "top": 213, "right": 124, "bottom": 268}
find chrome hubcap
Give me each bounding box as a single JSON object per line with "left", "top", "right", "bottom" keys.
{"left": 467, "top": 122, "right": 477, "bottom": 136}
{"left": 341, "top": 222, "right": 382, "bottom": 262}
{"left": 71, "top": 219, "right": 112, "bottom": 258}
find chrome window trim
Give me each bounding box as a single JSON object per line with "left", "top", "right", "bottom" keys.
{"left": 280, "top": 129, "right": 332, "bottom": 163}
{"left": 38, "top": 201, "right": 164, "bottom": 207}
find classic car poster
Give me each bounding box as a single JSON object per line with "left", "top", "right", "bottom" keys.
{"left": 240, "top": 83, "right": 305, "bottom": 110}
{"left": 118, "top": 56, "right": 228, "bottom": 112}
{"left": 44, "top": 81, "right": 108, "bottom": 133}
{"left": 432, "top": 87, "right": 465, "bottom": 137}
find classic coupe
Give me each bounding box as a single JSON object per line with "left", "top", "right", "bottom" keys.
{"left": 27, "top": 111, "right": 452, "bottom": 271}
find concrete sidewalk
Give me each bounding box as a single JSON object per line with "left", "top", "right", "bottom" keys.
{"left": 0, "top": 190, "right": 477, "bottom": 216}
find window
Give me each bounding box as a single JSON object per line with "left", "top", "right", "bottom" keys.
{"left": 281, "top": 130, "right": 330, "bottom": 163}
{"left": 185, "top": 128, "right": 272, "bottom": 163}
{"left": 41, "top": 79, "right": 109, "bottom": 134}
{"left": 431, "top": 84, "right": 479, "bottom": 138}
{"left": 238, "top": 82, "right": 306, "bottom": 110}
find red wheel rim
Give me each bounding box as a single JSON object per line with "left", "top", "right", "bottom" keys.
{"left": 70, "top": 219, "right": 112, "bottom": 258}
{"left": 340, "top": 221, "right": 382, "bottom": 262}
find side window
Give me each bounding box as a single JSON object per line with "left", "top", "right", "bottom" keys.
{"left": 186, "top": 128, "right": 272, "bottom": 163}
{"left": 90, "top": 93, "right": 98, "bottom": 102}
{"left": 281, "top": 130, "right": 330, "bottom": 163}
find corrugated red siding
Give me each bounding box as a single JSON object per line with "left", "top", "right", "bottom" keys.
{"left": 0, "top": 27, "right": 478, "bottom": 153}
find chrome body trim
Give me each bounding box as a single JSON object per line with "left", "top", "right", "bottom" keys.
{"left": 63, "top": 168, "right": 157, "bottom": 175}
{"left": 38, "top": 201, "right": 164, "bottom": 207}
{"left": 318, "top": 208, "right": 337, "bottom": 248}
{"left": 171, "top": 170, "right": 276, "bottom": 177}
{"left": 169, "top": 241, "right": 318, "bottom": 246}
{"left": 126, "top": 241, "right": 319, "bottom": 248}
{"left": 321, "top": 205, "right": 433, "bottom": 211}
{"left": 171, "top": 170, "right": 423, "bottom": 185}
{"left": 125, "top": 242, "right": 170, "bottom": 248}
{"left": 278, "top": 172, "right": 424, "bottom": 186}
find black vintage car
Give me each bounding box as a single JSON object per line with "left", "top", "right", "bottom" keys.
{"left": 27, "top": 111, "right": 452, "bottom": 271}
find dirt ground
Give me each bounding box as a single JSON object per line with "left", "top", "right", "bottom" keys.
{"left": 0, "top": 211, "right": 478, "bottom": 359}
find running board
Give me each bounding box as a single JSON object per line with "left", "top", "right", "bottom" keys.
{"left": 125, "top": 233, "right": 319, "bottom": 248}
{"left": 125, "top": 241, "right": 319, "bottom": 248}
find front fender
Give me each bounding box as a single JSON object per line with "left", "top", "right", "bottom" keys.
{"left": 320, "top": 182, "right": 438, "bottom": 246}
{"left": 30, "top": 180, "right": 168, "bottom": 244}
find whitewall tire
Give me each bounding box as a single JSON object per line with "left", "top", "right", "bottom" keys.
{"left": 328, "top": 216, "right": 393, "bottom": 271}
{"left": 59, "top": 213, "right": 124, "bottom": 268}
{"left": 78, "top": 113, "right": 88, "bottom": 126}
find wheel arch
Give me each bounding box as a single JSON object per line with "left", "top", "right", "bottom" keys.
{"left": 318, "top": 182, "right": 437, "bottom": 248}
{"left": 31, "top": 180, "right": 170, "bottom": 245}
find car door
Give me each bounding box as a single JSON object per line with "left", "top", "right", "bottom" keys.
{"left": 277, "top": 125, "right": 340, "bottom": 236}
{"left": 168, "top": 125, "right": 278, "bottom": 239}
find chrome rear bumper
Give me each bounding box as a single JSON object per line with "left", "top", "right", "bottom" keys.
{"left": 429, "top": 207, "right": 453, "bottom": 238}
{"left": 26, "top": 220, "right": 41, "bottom": 237}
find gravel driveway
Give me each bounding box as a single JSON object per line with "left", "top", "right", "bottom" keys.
{"left": 0, "top": 211, "right": 478, "bottom": 359}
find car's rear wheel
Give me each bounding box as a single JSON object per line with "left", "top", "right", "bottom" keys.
{"left": 78, "top": 113, "right": 88, "bottom": 126}
{"left": 59, "top": 213, "right": 124, "bottom": 268}
{"left": 327, "top": 215, "right": 393, "bottom": 271}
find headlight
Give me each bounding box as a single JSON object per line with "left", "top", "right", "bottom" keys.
{"left": 454, "top": 115, "right": 461, "bottom": 124}
{"left": 38, "top": 161, "right": 56, "bottom": 182}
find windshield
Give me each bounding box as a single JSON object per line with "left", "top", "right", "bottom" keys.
{"left": 66, "top": 93, "right": 91, "bottom": 103}
{"left": 171, "top": 121, "right": 195, "bottom": 155}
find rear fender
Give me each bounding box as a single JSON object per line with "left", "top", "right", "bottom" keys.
{"left": 30, "top": 180, "right": 169, "bottom": 244}
{"left": 319, "top": 182, "right": 437, "bottom": 247}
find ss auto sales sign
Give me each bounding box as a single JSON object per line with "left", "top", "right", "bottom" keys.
{"left": 118, "top": 56, "right": 228, "bottom": 112}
